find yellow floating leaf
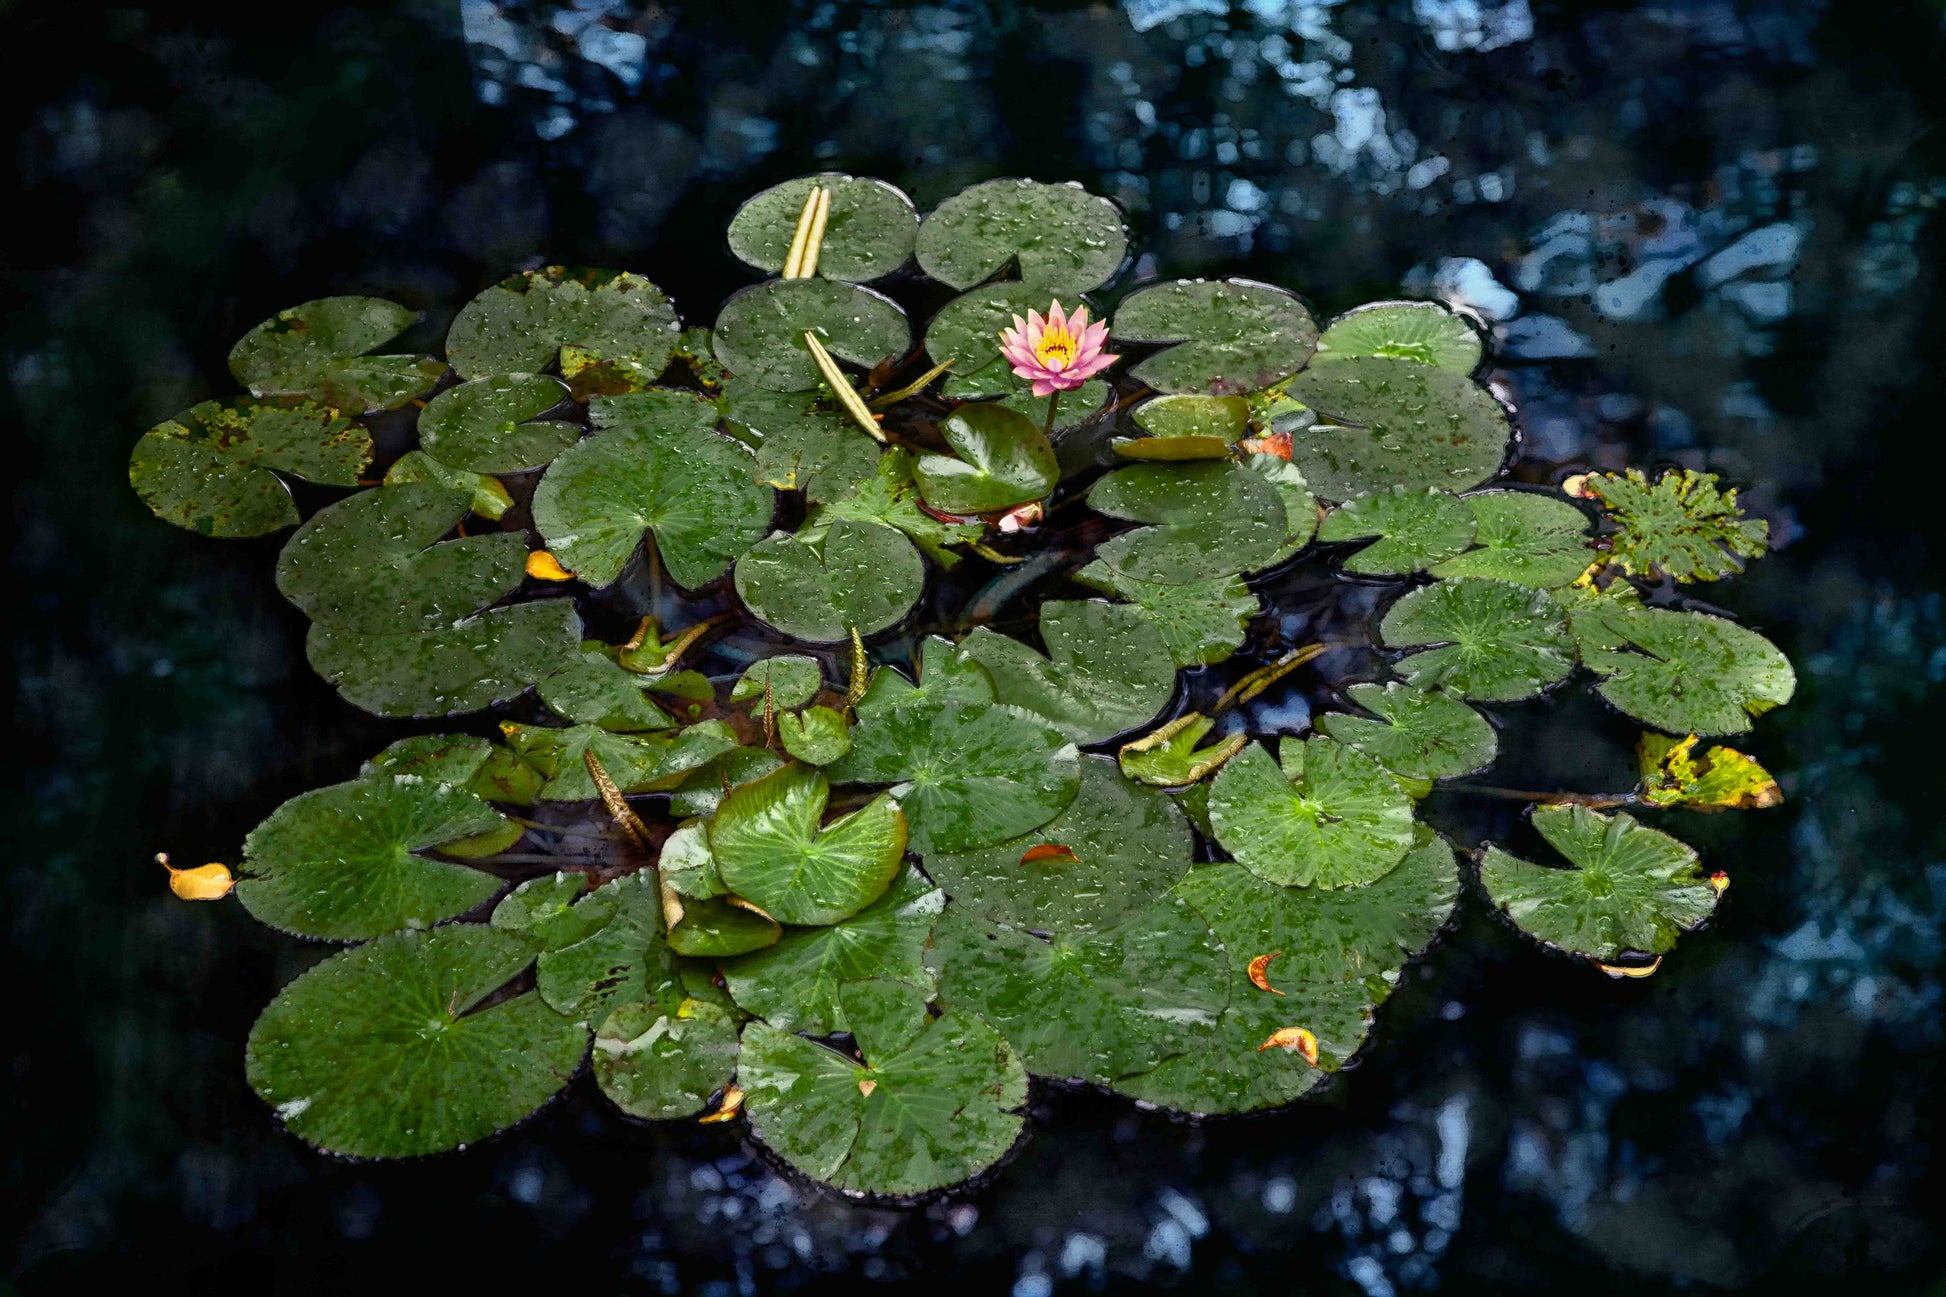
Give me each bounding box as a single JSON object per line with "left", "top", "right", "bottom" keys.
{"left": 1637, "top": 733, "right": 1782, "bottom": 811}
{"left": 1256, "top": 1026, "right": 1319, "bottom": 1064}
{"left": 158, "top": 852, "right": 235, "bottom": 901}
{"left": 525, "top": 550, "right": 575, "bottom": 581}
{"left": 803, "top": 331, "right": 888, "bottom": 443}
{"left": 1595, "top": 956, "right": 1663, "bottom": 979}
{"left": 699, "top": 1083, "right": 745, "bottom": 1124}
{"left": 1247, "top": 951, "right": 1287, "bottom": 996}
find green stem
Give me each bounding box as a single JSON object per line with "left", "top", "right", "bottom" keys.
{"left": 1043, "top": 389, "right": 1061, "bottom": 436}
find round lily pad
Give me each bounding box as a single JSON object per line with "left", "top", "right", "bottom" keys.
{"left": 730, "top": 655, "right": 824, "bottom": 709}
{"left": 1378, "top": 578, "right": 1576, "bottom": 702}
{"left": 734, "top": 520, "right": 925, "bottom": 643}
{"left": 915, "top": 178, "right": 1126, "bottom": 293}
{"left": 779, "top": 706, "right": 853, "bottom": 765}
{"left": 275, "top": 483, "right": 527, "bottom": 634}
{"left": 383, "top": 450, "right": 513, "bottom": 520}
{"left": 237, "top": 775, "right": 509, "bottom": 940}
{"left": 720, "top": 383, "right": 881, "bottom": 501}
{"left": 1073, "top": 561, "right": 1259, "bottom": 669}
{"left": 1576, "top": 604, "right": 1795, "bottom": 736}
{"left": 1315, "top": 683, "right": 1498, "bottom": 782}
{"left": 246, "top": 925, "right": 585, "bottom": 1159}
{"left": 1207, "top": 737, "right": 1417, "bottom": 889}
{"left": 1244, "top": 454, "right": 1321, "bottom": 564}
{"left": 228, "top": 295, "right": 445, "bottom": 413}
{"left": 921, "top": 755, "right": 1193, "bottom": 936}
{"left": 828, "top": 694, "right": 1081, "bottom": 856}
{"left": 1088, "top": 460, "right": 1291, "bottom": 585}
{"left": 956, "top": 600, "right": 1176, "bottom": 746}
{"left": 446, "top": 267, "right": 681, "bottom": 393}
{"left": 1312, "top": 300, "right": 1483, "bottom": 373}
{"left": 1112, "top": 279, "right": 1318, "bottom": 395}
{"left": 306, "top": 598, "right": 582, "bottom": 718}
{"left": 722, "top": 868, "right": 944, "bottom": 1034}
{"left": 928, "top": 893, "right": 1227, "bottom": 1084}
{"left": 592, "top": 999, "right": 741, "bottom": 1120}
{"left": 129, "top": 398, "right": 370, "bottom": 538}
{"left": 1114, "top": 393, "right": 1250, "bottom": 459}
{"left": 531, "top": 388, "right": 775, "bottom": 589}
{"left": 711, "top": 278, "right": 911, "bottom": 393}
{"left": 418, "top": 374, "right": 577, "bottom": 474}
{"left": 924, "top": 281, "right": 1077, "bottom": 397}
{"left": 739, "top": 979, "right": 1028, "bottom": 1196}
{"left": 913, "top": 403, "right": 1058, "bottom": 515}
{"left": 727, "top": 173, "right": 918, "bottom": 282}
{"left": 1480, "top": 806, "right": 1720, "bottom": 961}
{"left": 1317, "top": 487, "right": 1477, "bottom": 575}
{"left": 1427, "top": 490, "right": 1593, "bottom": 588}
{"left": 1284, "top": 357, "right": 1512, "bottom": 500}
{"left": 709, "top": 764, "right": 909, "bottom": 926}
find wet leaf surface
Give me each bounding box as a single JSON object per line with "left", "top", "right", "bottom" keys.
{"left": 924, "top": 281, "right": 1079, "bottom": 397}
{"left": 492, "top": 872, "right": 611, "bottom": 952}
{"left": 1379, "top": 577, "right": 1576, "bottom": 701}
{"left": 1315, "top": 682, "right": 1499, "bottom": 782}
{"left": 1577, "top": 604, "right": 1796, "bottom": 735}
{"left": 730, "top": 654, "right": 823, "bottom": 709}
{"left": 913, "top": 403, "right": 1058, "bottom": 515}
{"left": 957, "top": 600, "right": 1174, "bottom": 745}
{"left": 538, "top": 644, "right": 678, "bottom": 732}
{"left": 502, "top": 719, "right": 738, "bottom": 801}
{"left": 734, "top": 520, "right": 925, "bottom": 643}
{"left": 129, "top": 398, "right": 369, "bottom": 538}
{"left": 531, "top": 388, "right": 776, "bottom": 589}
{"left": 739, "top": 979, "right": 1027, "bottom": 1196}
{"left": 535, "top": 870, "right": 680, "bottom": 1020}
{"left": 1580, "top": 467, "right": 1769, "bottom": 583}
{"left": 1209, "top": 737, "right": 1418, "bottom": 889}
{"left": 446, "top": 267, "right": 680, "bottom": 394}
{"left": 592, "top": 998, "right": 742, "bottom": 1121}
{"left": 1088, "top": 460, "right": 1290, "bottom": 585}
{"left": 417, "top": 373, "right": 577, "bottom": 474}
{"left": 1480, "top": 806, "right": 1720, "bottom": 961}
{"left": 246, "top": 925, "right": 584, "bottom": 1158}
{"left": 1312, "top": 300, "right": 1482, "bottom": 372}
{"left": 915, "top": 177, "right": 1126, "bottom": 293}
{"left": 1637, "top": 733, "right": 1782, "bottom": 811}
{"left": 803, "top": 448, "right": 984, "bottom": 567}
{"left": 720, "top": 382, "right": 881, "bottom": 501}
{"left": 383, "top": 450, "right": 512, "bottom": 520}
{"left": 727, "top": 173, "right": 918, "bottom": 282}
{"left": 1113, "top": 279, "right": 1318, "bottom": 395}
{"left": 228, "top": 295, "right": 444, "bottom": 412}
{"left": 711, "top": 278, "right": 910, "bottom": 392}
{"left": 1073, "top": 561, "right": 1259, "bottom": 668}
{"left": 1317, "top": 486, "right": 1477, "bottom": 575}
{"left": 1428, "top": 490, "right": 1594, "bottom": 587}
{"left": 306, "top": 598, "right": 582, "bottom": 717}
{"left": 1285, "top": 356, "right": 1512, "bottom": 499}
{"left": 709, "top": 764, "right": 908, "bottom": 926}
{"left": 779, "top": 705, "right": 853, "bottom": 765}
{"left": 1117, "top": 712, "right": 1248, "bottom": 787}
{"left": 921, "top": 755, "right": 1193, "bottom": 936}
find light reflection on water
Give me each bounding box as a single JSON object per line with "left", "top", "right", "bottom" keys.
{"left": 10, "top": 0, "right": 1945, "bottom": 1291}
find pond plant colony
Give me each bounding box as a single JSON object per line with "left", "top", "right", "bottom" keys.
{"left": 129, "top": 176, "right": 1794, "bottom": 1198}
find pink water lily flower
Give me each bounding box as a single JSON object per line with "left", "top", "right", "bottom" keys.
{"left": 998, "top": 300, "right": 1117, "bottom": 397}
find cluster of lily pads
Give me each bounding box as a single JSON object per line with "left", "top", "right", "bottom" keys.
{"left": 132, "top": 175, "right": 1793, "bottom": 1195}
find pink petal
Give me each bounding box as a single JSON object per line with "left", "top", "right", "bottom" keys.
{"left": 1068, "top": 304, "right": 1091, "bottom": 335}
{"left": 1070, "top": 351, "right": 1118, "bottom": 382}
{"left": 1082, "top": 319, "right": 1110, "bottom": 350}
{"left": 1024, "top": 310, "right": 1047, "bottom": 349}
{"left": 1046, "top": 300, "right": 1069, "bottom": 335}
{"left": 1030, "top": 377, "right": 1061, "bottom": 397}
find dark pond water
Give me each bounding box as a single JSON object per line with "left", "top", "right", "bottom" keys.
{"left": 8, "top": 0, "right": 1945, "bottom": 1291}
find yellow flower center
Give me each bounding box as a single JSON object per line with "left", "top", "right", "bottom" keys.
{"left": 1034, "top": 326, "right": 1077, "bottom": 370}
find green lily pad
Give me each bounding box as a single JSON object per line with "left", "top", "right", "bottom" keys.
{"left": 804, "top": 448, "right": 984, "bottom": 567}
{"left": 236, "top": 774, "right": 508, "bottom": 940}
{"left": 1378, "top": 578, "right": 1576, "bottom": 702}
{"left": 956, "top": 599, "right": 1175, "bottom": 745}
{"left": 1113, "top": 394, "right": 1251, "bottom": 460}
{"left": 711, "top": 278, "right": 911, "bottom": 393}
{"left": 719, "top": 383, "right": 881, "bottom": 501}
{"left": 915, "top": 178, "right": 1126, "bottom": 294}
{"left": 362, "top": 733, "right": 494, "bottom": 787}
{"left": 418, "top": 374, "right": 577, "bottom": 474}
{"left": 1088, "top": 461, "right": 1290, "bottom": 585}
{"left": 1112, "top": 279, "right": 1318, "bottom": 395}
{"left": 1285, "top": 357, "right": 1512, "bottom": 500}
{"left": 1480, "top": 806, "right": 1720, "bottom": 961}
{"left": 1315, "top": 683, "right": 1498, "bottom": 781}
{"left": 734, "top": 520, "right": 925, "bottom": 643}
{"left": 657, "top": 822, "right": 724, "bottom": 900}
{"left": 228, "top": 295, "right": 445, "bottom": 412}
{"left": 921, "top": 755, "right": 1193, "bottom": 937}
{"left": 1073, "top": 561, "right": 1259, "bottom": 669}
{"left": 536, "top": 870, "right": 680, "bottom": 1020}
{"left": 276, "top": 484, "right": 525, "bottom": 634}
{"left": 913, "top": 403, "right": 1058, "bottom": 515}
{"left": 723, "top": 868, "right": 944, "bottom": 1034}
{"left": 538, "top": 644, "right": 677, "bottom": 731}
{"left": 1243, "top": 453, "right": 1321, "bottom": 564}
{"left": 731, "top": 655, "right": 824, "bottom": 709}
{"left": 1117, "top": 713, "right": 1247, "bottom": 787}
{"left": 1427, "top": 490, "right": 1594, "bottom": 588}
{"left": 852, "top": 635, "right": 999, "bottom": 719}
{"left": 1576, "top": 604, "right": 1796, "bottom": 736}
{"left": 780, "top": 706, "right": 853, "bottom": 765}
{"left": 128, "top": 398, "right": 370, "bottom": 538}
{"left": 667, "top": 746, "right": 788, "bottom": 818}
{"left": 1317, "top": 487, "right": 1477, "bottom": 575}
{"left": 383, "top": 450, "right": 513, "bottom": 520}
{"left": 1312, "top": 300, "right": 1482, "bottom": 372}
{"left": 501, "top": 720, "right": 738, "bottom": 801}
{"left": 1580, "top": 468, "right": 1769, "bottom": 584}
{"left": 592, "top": 998, "right": 741, "bottom": 1120}
{"left": 246, "top": 925, "right": 584, "bottom": 1158}
{"left": 1208, "top": 737, "right": 1417, "bottom": 889}
{"left": 739, "top": 979, "right": 1028, "bottom": 1196}
{"left": 709, "top": 764, "right": 908, "bottom": 926}
{"left": 923, "top": 282, "right": 1093, "bottom": 398}
{"left": 446, "top": 267, "right": 681, "bottom": 395}
{"left": 491, "top": 872, "right": 611, "bottom": 951}
{"left": 306, "top": 598, "right": 582, "bottom": 718}
{"left": 666, "top": 897, "right": 782, "bottom": 957}
{"left": 828, "top": 688, "right": 1080, "bottom": 856}
{"left": 727, "top": 173, "right": 918, "bottom": 282}
{"left": 928, "top": 893, "right": 1227, "bottom": 1084}
{"left": 531, "top": 388, "right": 775, "bottom": 589}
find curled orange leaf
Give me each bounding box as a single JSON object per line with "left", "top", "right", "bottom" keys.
{"left": 158, "top": 852, "right": 235, "bottom": 901}
{"left": 1256, "top": 1026, "right": 1319, "bottom": 1064}
{"left": 1240, "top": 431, "right": 1293, "bottom": 460}
{"left": 699, "top": 1084, "right": 745, "bottom": 1124}
{"left": 1020, "top": 843, "right": 1081, "bottom": 867}
{"left": 1247, "top": 951, "right": 1286, "bottom": 996}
